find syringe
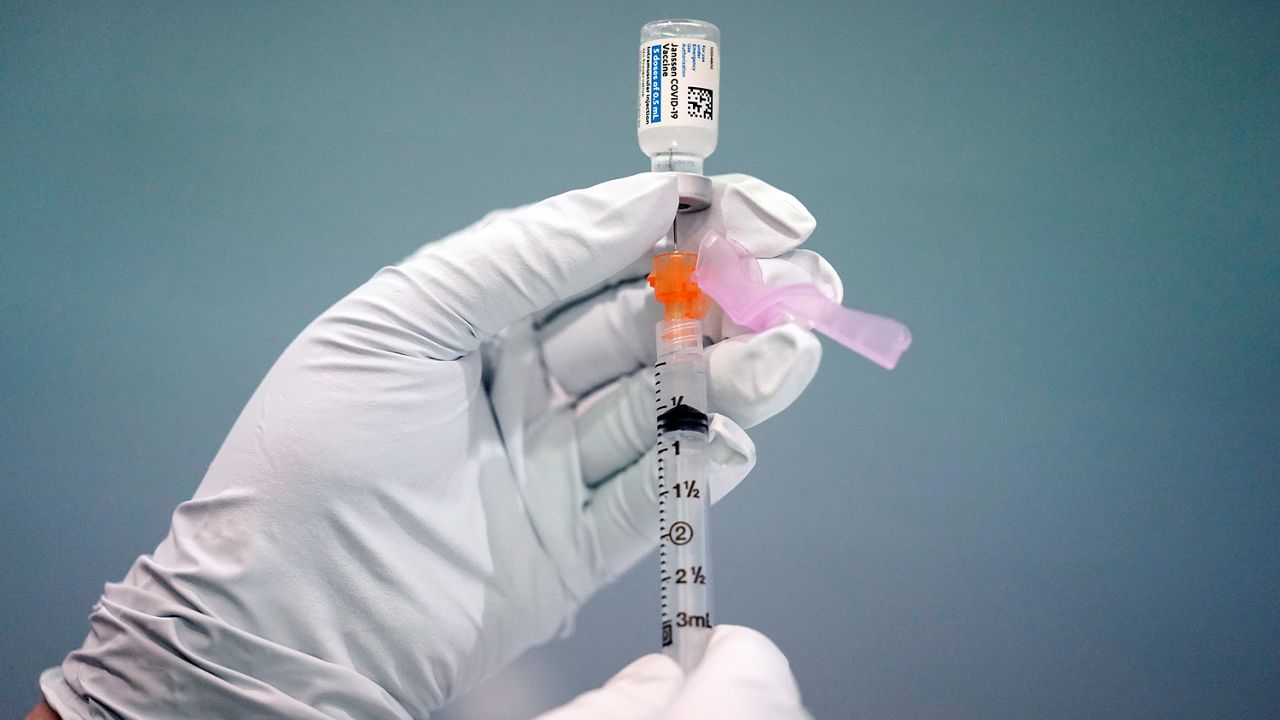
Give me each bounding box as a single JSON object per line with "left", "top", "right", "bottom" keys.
{"left": 638, "top": 17, "right": 720, "bottom": 669}
{"left": 648, "top": 251, "right": 713, "bottom": 670}
{"left": 634, "top": 15, "right": 912, "bottom": 674}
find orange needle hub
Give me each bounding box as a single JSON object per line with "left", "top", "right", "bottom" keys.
{"left": 649, "top": 252, "right": 710, "bottom": 324}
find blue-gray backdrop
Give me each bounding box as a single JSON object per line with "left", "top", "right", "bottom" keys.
{"left": 2, "top": 1, "right": 1277, "bottom": 718}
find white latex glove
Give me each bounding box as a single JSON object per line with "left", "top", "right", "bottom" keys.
{"left": 536, "top": 625, "right": 812, "bottom": 720}
{"left": 40, "top": 173, "right": 840, "bottom": 719}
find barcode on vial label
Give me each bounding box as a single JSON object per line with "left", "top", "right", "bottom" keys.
{"left": 687, "top": 86, "right": 713, "bottom": 120}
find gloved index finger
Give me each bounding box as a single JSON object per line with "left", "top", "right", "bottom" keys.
{"left": 381, "top": 173, "right": 678, "bottom": 358}
{"left": 676, "top": 174, "right": 817, "bottom": 260}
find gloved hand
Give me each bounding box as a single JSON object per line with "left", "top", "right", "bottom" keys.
{"left": 536, "top": 625, "right": 811, "bottom": 720}
{"left": 39, "top": 173, "right": 841, "bottom": 719}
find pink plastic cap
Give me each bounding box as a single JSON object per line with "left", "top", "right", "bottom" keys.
{"left": 692, "top": 233, "right": 913, "bottom": 370}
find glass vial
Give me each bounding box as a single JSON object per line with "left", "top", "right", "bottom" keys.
{"left": 637, "top": 19, "right": 720, "bottom": 174}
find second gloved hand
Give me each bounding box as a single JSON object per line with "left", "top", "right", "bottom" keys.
{"left": 40, "top": 173, "right": 840, "bottom": 719}
{"left": 536, "top": 625, "right": 812, "bottom": 720}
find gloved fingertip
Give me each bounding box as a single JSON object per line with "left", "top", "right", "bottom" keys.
{"left": 708, "top": 325, "right": 822, "bottom": 429}
{"left": 709, "top": 175, "right": 817, "bottom": 257}
{"left": 704, "top": 624, "right": 787, "bottom": 658}
{"left": 693, "top": 624, "right": 803, "bottom": 701}
{"left": 763, "top": 324, "right": 823, "bottom": 391}
{"left": 758, "top": 249, "right": 845, "bottom": 304}
{"left": 706, "top": 414, "right": 755, "bottom": 504}
{"left": 810, "top": 252, "right": 843, "bottom": 303}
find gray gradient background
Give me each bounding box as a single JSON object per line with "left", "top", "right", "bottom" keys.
{"left": 2, "top": 1, "right": 1277, "bottom": 717}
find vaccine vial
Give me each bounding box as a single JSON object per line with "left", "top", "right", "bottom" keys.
{"left": 638, "top": 19, "right": 720, "bottom": 175}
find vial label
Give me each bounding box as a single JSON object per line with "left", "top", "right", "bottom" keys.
{"left": 638, "top": 39, "right": 718, "bottom": 129}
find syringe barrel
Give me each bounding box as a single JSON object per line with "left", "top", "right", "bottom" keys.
{"left": 655, "top": 318, "right": 713, "bottom": 669}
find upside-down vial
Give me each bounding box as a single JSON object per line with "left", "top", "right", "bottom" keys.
{"left": 637, "top": 19, "right": 720, "bottom": 175}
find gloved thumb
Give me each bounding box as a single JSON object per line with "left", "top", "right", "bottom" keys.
{"left": 351, "top": 174, "right": 678, "bottom": 359}
{"left": 535, "top": 626, "right": 811, "bottom": 720}
{"left": 665, "top": 625, "right": 812, "bottom": 719}
{"left": 534, "top": 653, "right": 683, "bottom": 720}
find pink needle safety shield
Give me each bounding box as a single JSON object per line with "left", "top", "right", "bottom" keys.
{"left": 693, "top": 232, "right": 913, "bottom": 370}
